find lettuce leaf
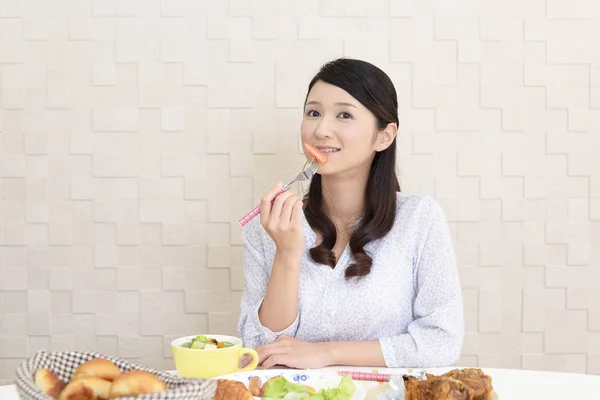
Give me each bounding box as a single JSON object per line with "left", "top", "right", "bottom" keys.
{"left": 262, "top": 375, "right": 356, "bottom": 400}
{"left": 263, "top": 376, "right": 313, "bottom": 398}
{"left": 309, "top": 376, "right": 355, "bottom": 400}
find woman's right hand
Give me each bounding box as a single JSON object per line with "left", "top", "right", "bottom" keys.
{"left": 259, "top": 183, "right": 305, "bottom": 259}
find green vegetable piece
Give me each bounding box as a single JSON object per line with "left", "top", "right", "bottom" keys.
{"left": 193, "top": 335, "right": 208, "bottom": 343}
{"left": 263, "top": 376, "right": 312, "bottom": 398}
{"left": 263, "top": 375, "right": 355, "bottom": 400}
{"left": 222, "top": 341, "right": 234, "bottom": 348}
{"left": 181, "top": 341, "right": 192, "bottom": 348}
{"left": 310, "top": 376, "right": 355, "bottom": 400}
{"left": 191, "top": 340, "right": 206, "bottom": 349}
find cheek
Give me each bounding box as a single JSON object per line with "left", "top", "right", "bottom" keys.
{"left": 339, "top": 127, "right": 374, "bottom": 151}
{"left": 300, "top": 120, "right": 312, "bottom": 141}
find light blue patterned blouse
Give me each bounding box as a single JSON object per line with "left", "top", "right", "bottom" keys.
{"left": 237, "top": 193, "right": 464, "bottom": 368}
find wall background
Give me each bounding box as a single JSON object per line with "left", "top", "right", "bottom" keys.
{"left": 1, "top": 0, "right": 599, "bottom": 384}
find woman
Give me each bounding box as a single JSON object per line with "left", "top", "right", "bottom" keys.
{"left": 238, "top": 58, "right": 464, "bottom": 369}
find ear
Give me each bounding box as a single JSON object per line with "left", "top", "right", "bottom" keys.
{"left": 374, "top": 122, "right": 398, "bottom": 152}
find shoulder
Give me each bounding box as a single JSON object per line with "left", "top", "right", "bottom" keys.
{"left": 394, "top": 192, "right": 446, "bottom": 223}
{"left": 391, "top": 192, "right": 450, "bottom": 241}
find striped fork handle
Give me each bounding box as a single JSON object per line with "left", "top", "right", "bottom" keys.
{"left": 338, "top": 371, "right": 392, "bottom": 382}
{"left": 237, "top": 187, "right": 288, "bottom": 227}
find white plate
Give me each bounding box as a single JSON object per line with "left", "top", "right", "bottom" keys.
{"left": 216, "top": 369, "right": 368, "bottom": 399}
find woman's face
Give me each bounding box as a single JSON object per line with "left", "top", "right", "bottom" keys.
{"left": 301, "top": 80, "right": 392, "bottom": 177}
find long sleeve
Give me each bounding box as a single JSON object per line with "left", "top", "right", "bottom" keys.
{"left": 237, "top": 219, "right": 300, "bottom": 349}
{"left": 379, "top": 198, "right": 465, "bottom": 368}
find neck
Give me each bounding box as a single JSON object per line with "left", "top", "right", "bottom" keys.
{"left": 320, "top": 170, "right": 369, "bottom": 229}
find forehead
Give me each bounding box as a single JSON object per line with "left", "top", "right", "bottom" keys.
{"left": 305, "top": 80, "right": 360, "bottom": 106}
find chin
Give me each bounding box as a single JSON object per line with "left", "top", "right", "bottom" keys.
{"left": 318, "top": 160, "right": 372, "bottom": 179}
{"left": 315, "top": 165, "right": 333, "bottom": 176}
{"left": 315, "top": 166, "right": 343, "bottom": 177}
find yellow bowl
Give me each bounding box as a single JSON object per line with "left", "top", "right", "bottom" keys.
{"left": 171, "top": 334, "right": 259, "bottom": 379}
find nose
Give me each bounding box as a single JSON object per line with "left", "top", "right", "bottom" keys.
{"left": 314, "top": 118, "right": 332, "bottom": 140}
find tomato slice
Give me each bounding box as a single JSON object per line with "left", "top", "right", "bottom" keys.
{"left": 303, "top": 142, "right": 328, "bottom": 165}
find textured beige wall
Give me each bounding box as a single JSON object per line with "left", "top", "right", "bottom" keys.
{"left": 1, "top": 0, "right": 600, "bottom": 384}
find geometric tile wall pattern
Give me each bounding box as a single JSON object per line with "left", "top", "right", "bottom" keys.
{"left": 1, "top": 0, "right": 599, "bottom": 384}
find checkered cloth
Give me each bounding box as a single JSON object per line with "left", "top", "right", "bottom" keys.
{"left": 15, "top": 350, "right": 217, "bottom": 400}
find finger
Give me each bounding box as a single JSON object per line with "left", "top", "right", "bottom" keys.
{"left": 259, "top": 182, "right": 283, "bottom": 226}
{"left": 260, "top": 183, "right": 284, "bottom": 223}
{"left": 257, "top": 343, "right": 286, "bottom": 365}
{"left": 257, "top": 335, "right": 287, "bottom": 363}
{"left": 263, "top": 183, "right": 285, "bottom": 202}
{"left": 255, "top": 335, "right": 290, "bottom": 362}
{"left": 260, "top": 355, "right": 283, "bottom": 370}
{"left": 279, "top": 193, "right": 300, "bottom": 225}
{"left": 256, "top": 344, "right": 273, "bottom": 365}
{"left": 291, "top": 199, "right": 304, "bottom": 225}
{"left": 237, "top": 354, "right": 253, "bottom": 369}
{"left": 270, "top": 190, "right": 296, "bottom": 220}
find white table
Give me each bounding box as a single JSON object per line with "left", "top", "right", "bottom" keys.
{"left": 1, "top": 366, "right": 599, "bottom": 398}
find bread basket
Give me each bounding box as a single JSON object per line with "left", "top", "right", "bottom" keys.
{"left": 15, "top": 350, "right": 218, "bottom": 400}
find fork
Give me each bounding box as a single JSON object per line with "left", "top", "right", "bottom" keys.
{"left": 237, "top": 158, "right": 320, "bottom": 227}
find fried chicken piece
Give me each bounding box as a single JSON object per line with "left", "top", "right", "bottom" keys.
{"left": 213, "top": 379, "right": 253, "bottom": 400}
{"left": 431, "top": 368, "right": 493, "bottom": 400}
{"left": 405, "top": 376, "right": 474, "bottom": 400}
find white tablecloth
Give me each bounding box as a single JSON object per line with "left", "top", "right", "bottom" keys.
{"left": 2, "top": 366, "right": 599, "bottom": 398}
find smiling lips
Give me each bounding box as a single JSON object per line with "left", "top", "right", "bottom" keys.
{"left": 316, "top": 146, "right": 340, "bottom": 154}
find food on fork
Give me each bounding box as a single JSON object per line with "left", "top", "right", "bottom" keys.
{"left": 33, "top": 369, "right": 66, "bottom": 399}
{"left": 303, "top": 142, "right": 328, "bottom": 165}
{"left": 238, "top": 145, "right": 325, "bottom": 227}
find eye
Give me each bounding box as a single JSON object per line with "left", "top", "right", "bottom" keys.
{"left": 305, "top": 109, "right": 320, "bottom": 117}
{"left": 338, "top": 112, "right": 352, "bottom": 119}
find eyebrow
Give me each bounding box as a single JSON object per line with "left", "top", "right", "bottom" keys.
{"left": 305, "top": 101, "right": 357, "bottom": 108}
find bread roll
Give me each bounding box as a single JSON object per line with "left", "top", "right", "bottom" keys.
{"left": 59, "top": 377, "right": 111, "bottom": 400}
{"left": 34, "top": 368, "right": 66, "bottom": 399}
{"left": 71, "top": 358, "right": 121, "bottom": 382}
{"left": 108, "top": 370, "right": 167, "bottom": 398}
{"left": 213, "top": 379, "right": 253, "bottom": 400}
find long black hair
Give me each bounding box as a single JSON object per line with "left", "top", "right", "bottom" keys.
{"left": 303, "top": 58, "right": 400, "bottom": 280}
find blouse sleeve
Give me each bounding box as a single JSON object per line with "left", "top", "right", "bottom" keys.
{"left": 237, "top": 220, "right": 300, "bottom": 349}
{"left": 379, "top": 197, "right": 465, "bottom": 367}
